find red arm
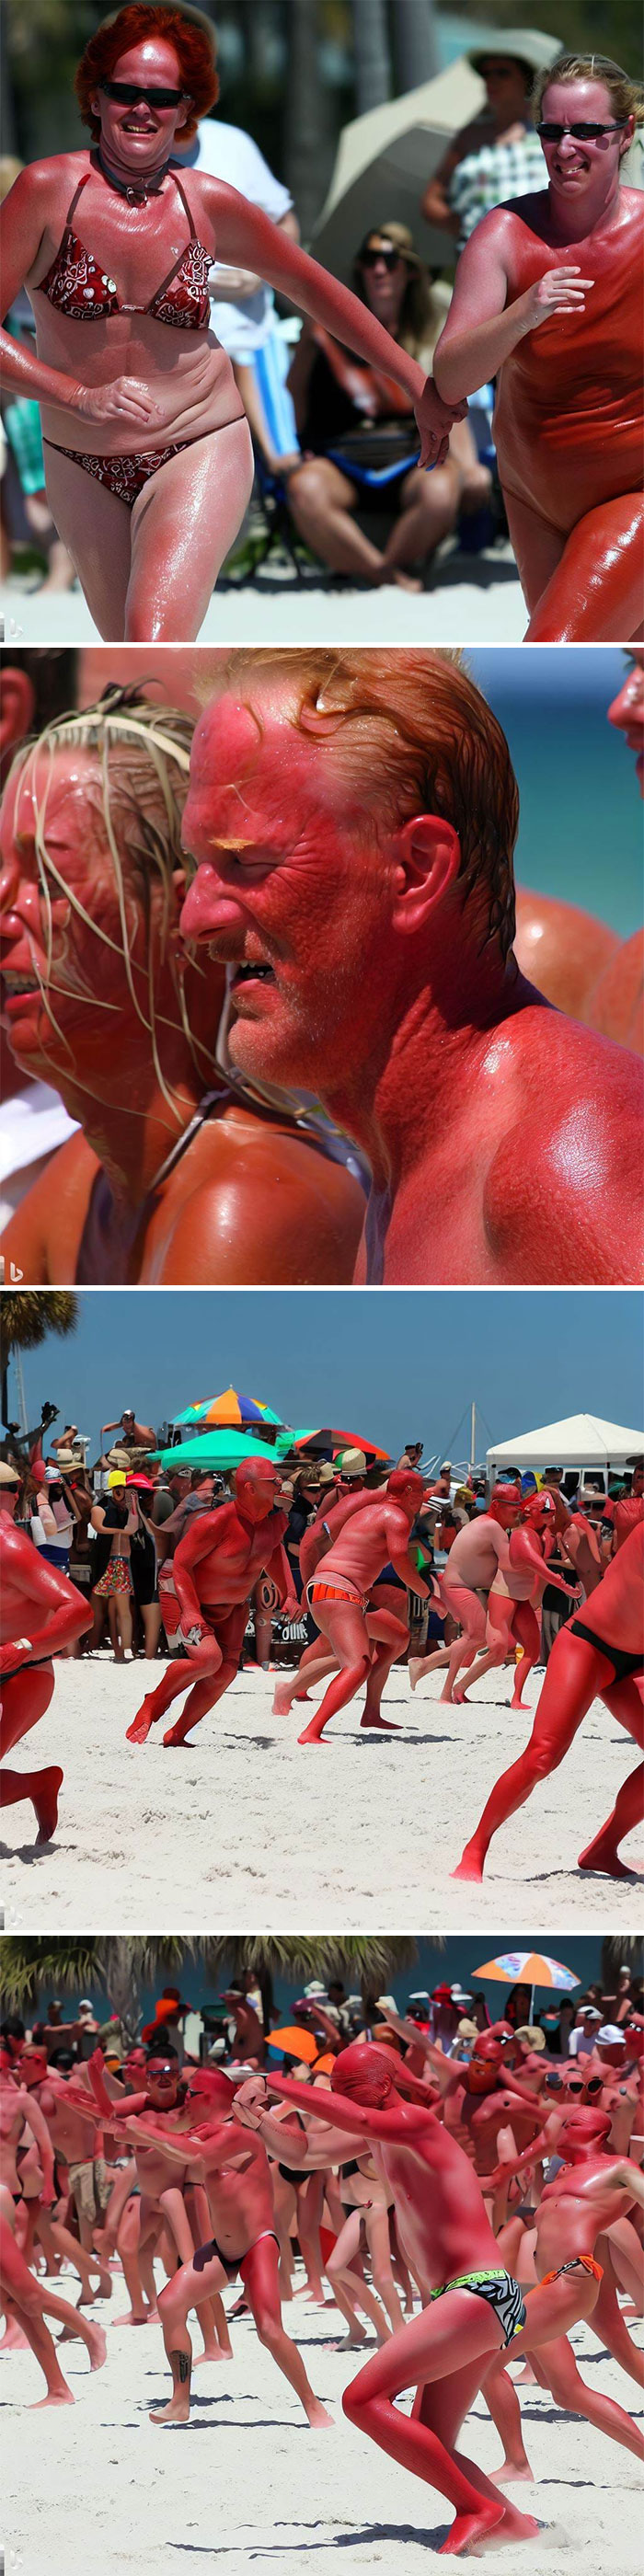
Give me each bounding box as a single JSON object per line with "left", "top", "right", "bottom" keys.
{"left": 270, "top": 2071, "right": 431, "bottom": 2144}
{"left": 0, "top": 1523, "right": 92, "bottom": 1673}
{"left": 204, "top": 179, "right": 463, "bottom": 464}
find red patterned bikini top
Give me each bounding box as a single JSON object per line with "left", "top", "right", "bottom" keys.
{"left": 39, "top": 169, "right": 213, "bottom": 328}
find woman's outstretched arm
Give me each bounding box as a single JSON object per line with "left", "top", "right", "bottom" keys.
{"left": 207, "top": 179, "right": 464, "bottom": 464}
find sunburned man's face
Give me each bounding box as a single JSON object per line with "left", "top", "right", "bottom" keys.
{"left": 235, "top": 1458, "right": 282, "bottom": 1524}
{"left": 180, "top": 687, "right": 397, "bottom": 1098}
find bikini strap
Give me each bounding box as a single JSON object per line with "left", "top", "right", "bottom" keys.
{"left": 63, "top": 172, "right": 91, "bottom": 232}
{"left": 172, "top": 171, "right": 197, "bottom": 237}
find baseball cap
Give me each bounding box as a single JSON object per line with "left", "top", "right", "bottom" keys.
{"left": 598, "top": 2025, "right": 625, "bottom": 2045}
{"left": 581, "top": 2006, "right": 603, "bottom": 2021}
{"left": 108, "top": 1470, "right": 127, "bottom": 1489}
{"left": 431, "top": 1984, "right": 454, "bottom": 2006}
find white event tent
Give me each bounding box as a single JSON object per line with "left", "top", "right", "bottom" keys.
{"left": 488, "top": 1413, "right": 644, "bottom": 1478}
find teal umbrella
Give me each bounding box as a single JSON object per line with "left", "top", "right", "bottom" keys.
{"left": 150, "top": 1430, "right": 282, "bottom": 1472}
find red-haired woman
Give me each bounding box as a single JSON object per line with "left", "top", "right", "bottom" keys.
{"left": 0, "top": 4, "right": 457, "bottom": 641}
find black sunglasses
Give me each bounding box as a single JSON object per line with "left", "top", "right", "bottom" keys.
{"left": 100, "top": 80, "right": 185, "bottom": 109}
{"left": 538, "top": 120, "right": 626, "bottom": 142}
{"left": 361, "top": 247, "right": 404, "bottom": 271}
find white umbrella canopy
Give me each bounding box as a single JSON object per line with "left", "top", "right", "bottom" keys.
{"left": 313, "top": 33, "right": 559, "bottom": 280}
{"left": 488, "top": 1413, "right": 644, "bottom": 1473}
{"left": 313, "top": 56, "right": 483, "bottom": 278}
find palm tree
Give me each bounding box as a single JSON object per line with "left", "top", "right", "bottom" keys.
{"left": 601, "top": 1934, "right": 643, "bottom": 1986}
{"left": 0, "top": 1290, "right": 78, "bottom": 1430}
{"left": 0, "top": 1933, "right": 441, "bottom": 2043}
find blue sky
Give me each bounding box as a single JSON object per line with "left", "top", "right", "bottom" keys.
{"left": 13, "top": 1289, "right": 643, "bottom": 1466}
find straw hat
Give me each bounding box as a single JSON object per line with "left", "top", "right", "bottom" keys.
{"left": 467, "top": 28, "right": 560, "bottom": 80}
{"left": 337, "top": 1448, "right": 367, "bottom": 1479}
{"left": 0, "top": 1460, "right": 20, "bottom": 1486}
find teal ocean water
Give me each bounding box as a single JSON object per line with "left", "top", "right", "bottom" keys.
{"left": 470, "top": 649, "right": 641, "bottom": 938}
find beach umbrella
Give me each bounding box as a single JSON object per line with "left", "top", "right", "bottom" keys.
{"left": 150, "top": 1431, "right": 285, "bottom": 1473}
{"left": 295, "top": 1427, "right": 392, "bottom": 1465}
{"left": 472, "top": 1950, "right": 581, "bottom": 2022}
{"left": 266, "top": 2025, "right": 319, "bottom": 2063}
{"left": 172, "top": 1387, "right": 283, "bottom": 1432}
{"left": 312, "top": 55, "right": 483, "bottom": 280}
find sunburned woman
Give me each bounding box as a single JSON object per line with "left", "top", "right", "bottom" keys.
{"left": 433, "top": 53, "right": 644, "bottom": 640}
{"left": 0, "top": 5, "right": 457, "bottom": 642}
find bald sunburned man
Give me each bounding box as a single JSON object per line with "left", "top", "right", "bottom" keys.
{"left": 411, "top": 1486, "right": 523, "bottom": 1705}
{"left": 178, "top": 649, "right": 643, "bottom": 1287}
{"left": 127, "top": 1455, "right": 297, "bottom": 1750}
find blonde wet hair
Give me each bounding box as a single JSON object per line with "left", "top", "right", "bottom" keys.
{"left": 6, "top": 689, "right": 212, "bottom": 1121}
{"left": 533, "top": 53, "right": 644, "bottom": 136}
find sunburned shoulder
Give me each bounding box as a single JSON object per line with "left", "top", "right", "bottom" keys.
{"left": 10, "top": 151, "right": 90, "bottom": 205}
{"left": 159, "top": 1114, "right": 361, "bottom": 1284}
{"left": 0, "top": 1131, "right": 98, "bottom": 1282}
{"left": 482, "top": 1006, "right": 644, "bottom": 1282}
{"left": 468, "top": 195, "right": 547, "bottom": 247}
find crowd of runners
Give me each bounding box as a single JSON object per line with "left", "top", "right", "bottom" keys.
{"left": 1, "top": 1423, "right": 642, "bottom": 1879}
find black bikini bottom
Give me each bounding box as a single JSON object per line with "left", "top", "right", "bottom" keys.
{"left": 192, "top": 2225, "right": 279, "bottom": 2283}
{"left": 569, "top": 1618, "right": 642, "bottom": 1686}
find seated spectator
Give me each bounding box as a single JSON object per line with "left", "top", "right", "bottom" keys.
{"left": 284, "top": 222, "right": 491, "bottom": 591}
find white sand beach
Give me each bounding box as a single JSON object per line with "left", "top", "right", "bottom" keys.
{"left": 3, "top": 2261, "right": 642, "bottom": 2576}
{"left": 0, "top": 543, "right": 524, "bottom": 648}
{"left": 1, "top": 1659, "right": 640, "bottom": 1929}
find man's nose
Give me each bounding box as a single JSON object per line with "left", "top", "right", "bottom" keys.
{"left": 0, "top": 868, "right": 41, "bottom": 932}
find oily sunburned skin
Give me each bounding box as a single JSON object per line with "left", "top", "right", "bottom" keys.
{"left": 180, "top": 689, "right": 397, "bottom": 1098}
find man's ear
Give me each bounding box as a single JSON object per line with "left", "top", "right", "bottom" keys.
{"left": 389, "top": 813, "right": 461, "bottom": 931}
{"left": 0, "top": 666, "right": 36, "bottom": 778}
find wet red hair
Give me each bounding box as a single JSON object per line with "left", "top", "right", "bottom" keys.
{"left": 75, "top": 5, "right": 218, "bottom": 143}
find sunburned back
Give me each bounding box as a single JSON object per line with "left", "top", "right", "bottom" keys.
{"left": 491, "top": 190, "right": 643, "bottom": 528}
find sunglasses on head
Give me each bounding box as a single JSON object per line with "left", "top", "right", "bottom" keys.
{"left": 100, "top": 80, "right": 185, "bottom": 109}
{"left": 538, "top": 121, "right": 626, "bottom": 142}
{"left": 362, "top": 246, "right": 404, "bottom": 270}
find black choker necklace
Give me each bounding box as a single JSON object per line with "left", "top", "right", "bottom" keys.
{"left": 96, "top": 149, "right": 169, "bottom": 203}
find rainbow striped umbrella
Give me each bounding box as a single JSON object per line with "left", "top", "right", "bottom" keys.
{"left": 473, "top": 1951, "right": 581, "bottom": 2020}
{"left": 173, "top": 1386, "right": 283, "bottom": 1431}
